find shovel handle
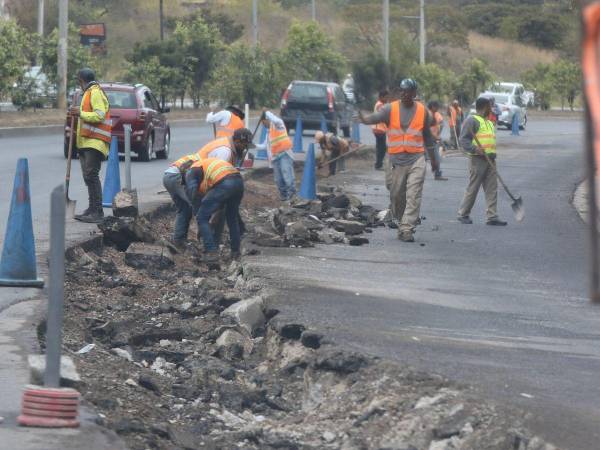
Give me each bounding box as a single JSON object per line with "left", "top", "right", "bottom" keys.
{"left": 65, "top": 115, "right": 76, "bottom": 195}
{"left": 473, "top": 135, "right": 518, "bottom": 202}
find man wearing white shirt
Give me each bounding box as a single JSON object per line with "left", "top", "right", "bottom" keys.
{"left": 255, "top": 110, "right": 296, "bottom": 202}
{"left": 206, "top": 104, "right": 245, "bottom": 138}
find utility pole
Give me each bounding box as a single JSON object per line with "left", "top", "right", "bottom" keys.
{"left": 0, "top": 0, "right": 5, "bottom": 19}
{"left": 159, "top": 0, "right": 164, "bottom": 41}
{"left": 419, "top": 0, "right": 426, "bottom": 65}
{"left": 311, "top": 0, "right": 316, "bottom": 21}
{"left": 383, "top": 0, "right": 389, "bottom": 63}
{"left": 57, "top": 0, "right": 68, "bottom": 110}
{"left": 252, "top": 0, "right": 258, "bottom": 46}
{"left": 38, "top": 0, "right": 45, "bottom": 36}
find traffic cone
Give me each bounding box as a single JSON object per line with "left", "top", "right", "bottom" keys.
{"left": 320, "top": 114, "right": 328, "bottom": 134}
{"left": 293, "top": 116, "right": 304, "bottom": 153}
{"left": 102, "top": 136, "right": 121, "bottom": 207}
{"left": 299, "top": 144, "right": 317, "bottom": 200}
{"left": 352, "top": 121, "right": 361, "bottom": 143}
{"left": 255, "top": 124, "right": 268, "bottom": 160}
{"left": 0, "top": 158, "right": 44, "bottom": 288}
{"left": 511, "top": 112, "right": 520, "bottom": 136}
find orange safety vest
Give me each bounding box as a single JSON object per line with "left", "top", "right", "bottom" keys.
{"left": 371, "top": 100, "right": 387, "bottom": 134}
{"left": 190, "top": 158, "right": 239, "bottom": 195}
{"left": 269, "top": 123, "right": 292, "bottom": 156}
{"left": 198, "top": 137, "right": 235, "bottom": 164}
{"left": 216, "top": 113, "right": 244, "bottom": 138}
{"left": 448, "top": 106, "right": 457, "bottom": 127}
{"left": 80, "top": 85, "right": 112, "bottom": 143}
{"left": 430, "top": 111, "right": 443, "bottom": 139}
{"left": 170, "top": 153, "right": 201, "bottom": 174}
{"left": 387, "top": 101, "right": 426, "bottom": 154}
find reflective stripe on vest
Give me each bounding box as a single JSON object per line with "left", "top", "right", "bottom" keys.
{"left": 216, "top": 114, "right": 244, "bottom": 138}
{"left": 191, "top": 158, "right": 239, "bottom": 194}
{"left": 171, "top": 153, "right": 201, "bottom": 174}
{"left": 80, "top": 85, "right": 112, "bottom": 143}
{"left": 448, "top": 107, "right": 457, "bottom": 127}
{"left": 472, "top": 115, "right": 496, "bottom": 154}
{"left": 269, "top": 123, "right": 292, "bottom": 155}
{"left": 387, "top": 101, "right": 425, "bottom": 154}
{"left": 198, "top": 137, "right": 234, "bottom": 163}
{"left": 371, "top": 100, "right": 387, "bottom": 133}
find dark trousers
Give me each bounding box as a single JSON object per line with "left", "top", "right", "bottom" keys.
{"left": 78, "top": 148, "right": 103, "bottom": 212}
{"left": 374, "top": 133, "right": 386, "bottom": 169}
{"left": 197, "top": 175, "right": 244, "bottom": 253}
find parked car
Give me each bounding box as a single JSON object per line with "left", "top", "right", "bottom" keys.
{"left": 65, "top": 82, "right": 170, "bottom": 161}
{"left": 489, "top": 82, "right": 534, "bottom": 106}
{"left": 471, "top": 92, "right": 527, "bottom": 130}
{"left": 12, "top": 66, "right": 57, "bottom": 109}
{"left": 280, "top": 81, "right": 353, "bottom": 137}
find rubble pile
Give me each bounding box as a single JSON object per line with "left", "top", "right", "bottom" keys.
{"left": 55, "top": 210, "right": 557, "bottom": 450}
{"left": 248, "top": 188, "right": 382, "bottom": 248}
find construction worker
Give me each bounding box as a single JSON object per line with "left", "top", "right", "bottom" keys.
{"left": 314, "top": 131, "right": 350, "bottom": 176}
{"left": 427, "top": 100, "right": 447, "bottom": 181}
{"left": 206, "top": 104, "right": 245, "bottom": 138}
{"left": 186, "top": 158, "right": 244, "bottom": 262}
{"left": 359, "top": 78, "right": 439, "bottom": 242}
{"left": 254, "top": 110, "right": 296, "bottom": 202}
{"left": 457, "top": 96, "right": 507, "bottom": 226}
{"left": 448, "top": 100, "right": 460, "bottom": 149}
{"left": 74, "top": 67, "right": 111, "bottom": 223}
{"left": 162, "top": 128, "right": 252, "bottom": 246}
{"left": 372, "top": 90, "right": 389, "bottom": 170}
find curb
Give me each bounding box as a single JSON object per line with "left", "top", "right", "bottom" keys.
{"left": 573, "top": 179, "right": 589, "bottom": 223}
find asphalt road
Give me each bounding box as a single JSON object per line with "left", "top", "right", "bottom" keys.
{"left": 246, "top": 116, "right": 599, "bottom": 450}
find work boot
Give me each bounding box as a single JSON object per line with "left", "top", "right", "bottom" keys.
{"left": 230, "top": 250, "right": 242, "bottom": 261}
{"left": 75, "top": 209, "right": 104, "bottom": 224}
{"left": 457, "top": 216, "right": 473, "bottom": 224}
{"left": 486, "top": 218, "right": 507, "bottom": 226}
{"left": 398, "top": 231, "right": 415, "bottom": 242}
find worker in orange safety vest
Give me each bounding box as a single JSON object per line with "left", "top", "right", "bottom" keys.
{"left": 206, "top": 104, "right": 245, "bottom": 138}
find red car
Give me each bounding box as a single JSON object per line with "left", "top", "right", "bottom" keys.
{"left": 64, "top": 82, "right": 171, "bottom": 161}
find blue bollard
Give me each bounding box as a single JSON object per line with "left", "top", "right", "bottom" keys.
{"left": 0, "top": 158, "right": 44, "bottom": 287}
{"left": 511, "top": 112, "right": 520, "bottom": 136}
{"left": 255, "top": 124, "right": 269, "bottom": 160}
{"left": 102, "top": 136, "right": 121, "bottom": 207}
{"left": 352, "top": 122, "right": 361, "bottom": 143}
{"left": 293, "top": 116, "right": 304, "bottom": 153}
{"left": 299, "top": 144, "right": 317, "bottom": 200}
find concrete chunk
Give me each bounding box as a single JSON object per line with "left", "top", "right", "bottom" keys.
{"left": 28, "top": 354, "right": 81, "bottom": 387}
{"left": 125, "top": 243, "right": 174, "bottom": 270}
{"left": 112, "top": 189, "right": 139, "bottom": 218}
{"left": 221, "top": 296, "right": 265, "bottom": 334}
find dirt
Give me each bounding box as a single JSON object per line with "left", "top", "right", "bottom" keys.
{"left": 54, "top": 169, "right": 558, "bottom": 450}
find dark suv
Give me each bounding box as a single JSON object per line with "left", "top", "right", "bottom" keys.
{"left": 65, "top": 82, "right": 170, "bottom": 162}
{"left": 280, "top": 81, "right": 353, "bottom": 137}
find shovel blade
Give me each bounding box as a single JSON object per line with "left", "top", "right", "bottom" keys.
{"left": 511, "top": 196, "right": 524, "bottom": 222}
{"left": 66, "top": 198, "right": 77, "bottom": 219}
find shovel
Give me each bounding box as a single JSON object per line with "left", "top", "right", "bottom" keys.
{"left": 473, "top": 135, "right": 524, "bottom": 222}
{"left": 65, "top": 115, "right": 77, "bottom": 218}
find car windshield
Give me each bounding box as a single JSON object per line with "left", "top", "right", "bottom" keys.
{"left": 289, "top": 84, "right": 327, "bottom": 100}
{"left": 489, "top": 84, "right": 513, "bottom": 94}
{"left": 491, "top": 94, "right": 509, "bottom": 104}
{"left": 71, "top": 89, "right": 137, "bottom": 108}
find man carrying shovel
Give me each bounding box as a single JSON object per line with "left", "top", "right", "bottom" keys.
{"left": 457, "top": 96, "right": 507, "bottom": 226}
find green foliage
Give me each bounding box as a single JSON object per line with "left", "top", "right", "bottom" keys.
{"left": 165, "top": 10, "right": 243, "bottom": 44}
{"left": 426, "top": 5, "right": 469, "bottom": 50}
{"left": 39, "top": 23, "right": 98, "bottom": 93}
{"left": 0, "top": 19, "right": 34, "bottom": 100}
{"left": 409, "top": 63, "right": 458, "bottom": 101}
{"left": 521, "top": 63, "right": 553, "bottom": 110}
{"left": 455, "top": 58, "right": 495, "bottom": 104}
{"left": 280, "top": 21, "right": 346, "bottom": 83}
{"left": 521, "top": 59, "right": 580, "bottom": 110}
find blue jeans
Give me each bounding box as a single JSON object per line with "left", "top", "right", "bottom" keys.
{"left": 163, "top": 171, "right": 192, "bottom": 242}
{"left": 197, "top": 175, "right": 244, "bottom": 252}
{"left": 272, "top": 153, "right": 296, "bottom": 200}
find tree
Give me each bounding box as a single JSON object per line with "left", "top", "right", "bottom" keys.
{"left": 548, "top": 59, "right": 581, "bottom": 110}
{"left": 521, "top": 63, "right": 552, "bottom": 110}
{"left": 456, "top": 58, "right": 494, "bottom": 104}
{"left": 409, "top": 63, "right": 458, "bottom": 102}
{"left": 0, "top": 19, "right": 34, "bottom": 101}
{"left": 39, "top": 23, "right": 97, "bottom": 94}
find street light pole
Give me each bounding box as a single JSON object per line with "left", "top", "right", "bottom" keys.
{"left": 311, "top": 0, "right": 316, "bottom": 21}
{"left": 159, "top": 0, "right": 164, "bottom": 41}
{"left": 383, "top": 0, "right": 389, "bottom": 63}
{"left": 419, "top": 0, "right": 426, "bottom": 65}
{"left": 57, "top": 0, "right": 68, "bottom": 110}
{"left": 252, "top": 0, "right": 258, "bottom": 46}
{"left": 38, "top": 0, "right": 45, "bottom": 36}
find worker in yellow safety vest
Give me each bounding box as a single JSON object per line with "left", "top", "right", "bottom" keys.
{"left": 74, "top": 67, "right": 112, "bottom": 223}
{"left": 254, "top": 110, "right": 296, "bottom": 202}
{"left": 206, "top": 104, "right": 245, "bottom": 138}
{"left": 186, "top": 158, "right": 245, "bottom": 262}
{"left": 457, "top": 96, "right": 507, "bottom": 226}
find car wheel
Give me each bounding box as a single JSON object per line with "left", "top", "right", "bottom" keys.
{"left": 519, "top": 115, "right": 527, "bottom": 131}
{"left": 156, "top": 131, "right": 170, "bottom": 159}
{"left": 139, "top": 134, "right": 152, "bottom": 162}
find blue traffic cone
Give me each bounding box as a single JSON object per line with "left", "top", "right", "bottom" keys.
{"left": 320, "top": 114, "right": 328, "bottom": 134}
{"left": 0, "top": 158, "right": 44, "bottom": 287}
{"left": 511, "top": 112, "right": 520, "bottom": 136}
{"left": 293, "top": 116, "right": 304, "bottom": 153}
{"left": 102, "top": 136, "right": 121, "bottom": 207}
{"left": 352, "top": 121, "right": 361, "bottom": 143}
{"left": 299, "top": 144, "right": 317, "bottom": 200}
{"left": 255, "top": 124, "right": 268, "bottom": 160}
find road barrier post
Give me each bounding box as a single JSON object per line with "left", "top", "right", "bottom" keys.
{"left": 124, "top": 124, "right": 132, "bottom": 191}
{"left": 511, "top": 112, "right": 520, "bottom": 136}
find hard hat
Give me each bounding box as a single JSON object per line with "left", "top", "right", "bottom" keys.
{"left": 77, "top": 67, "right": 96, "bottom": 83}
{"left": 233, "top": 127, "right": 255, "bottom": 149}
{"left": 226, "top": 104, "right": 245, "bottom": 120}
{"left": 399, "top": 78, "right": 418, "bottom": 91}
{"left": 314, "top": 131, "right": 325, "bottom": 142}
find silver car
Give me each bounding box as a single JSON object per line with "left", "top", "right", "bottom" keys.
{"left": 471, "top": 92, "right": 528, "bottom": 130}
